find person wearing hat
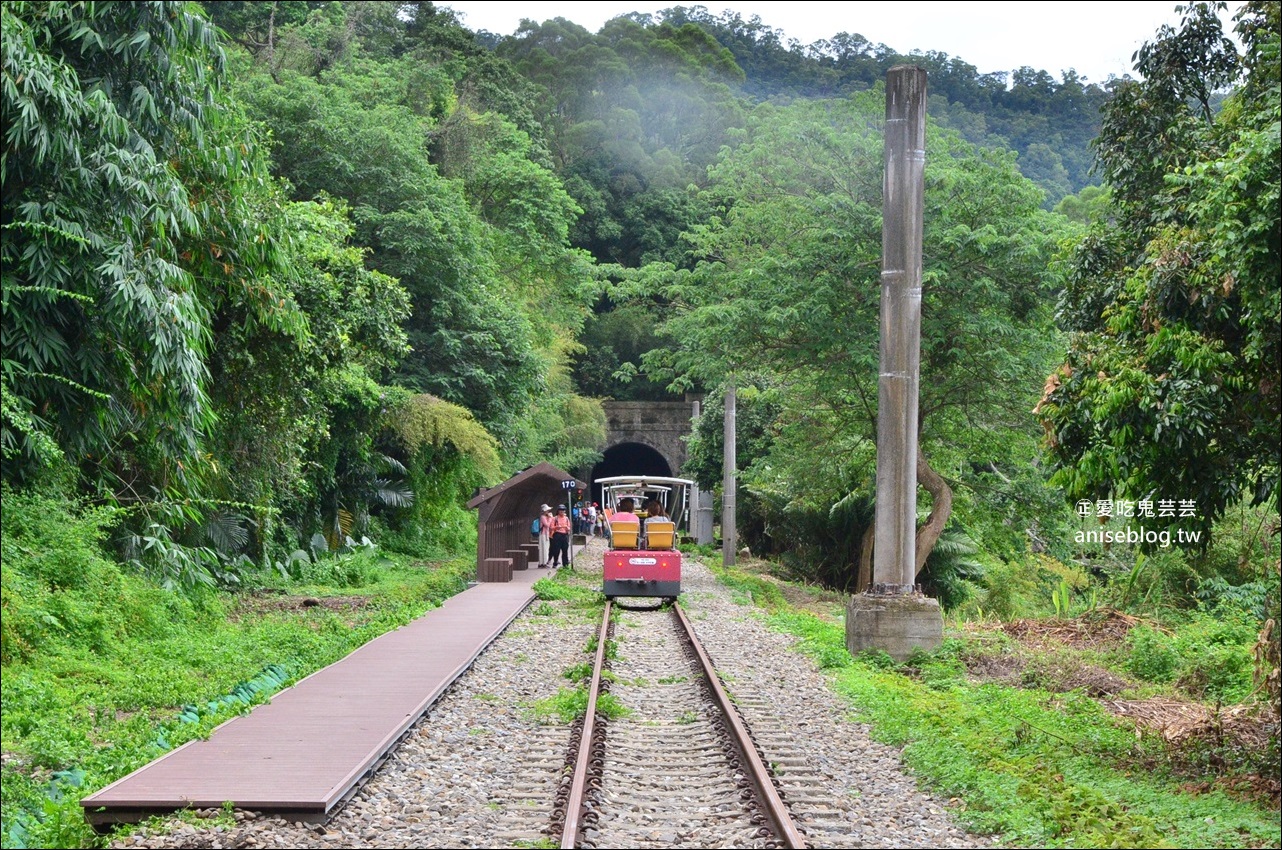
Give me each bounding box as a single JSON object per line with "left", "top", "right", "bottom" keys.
{"left": 548, "top": 504, "right": 572, "bottom": 568}
{"left": 537, "top": 504, "right": 554, "bottom": 568}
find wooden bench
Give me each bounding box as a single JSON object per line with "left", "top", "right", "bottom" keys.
{"left": 505, "top": 549, "right": 529, "bottom": 571}
{"left": 478, "top": 557, "right": 513, "bottom": 582}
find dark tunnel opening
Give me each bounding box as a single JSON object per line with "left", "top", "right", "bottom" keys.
{"left": 587, "top": 443, "right": 672, "bottom": 506}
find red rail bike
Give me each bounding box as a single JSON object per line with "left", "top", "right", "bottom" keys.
{"left": 597, "top": 475, "right": 693, "bottom": 603}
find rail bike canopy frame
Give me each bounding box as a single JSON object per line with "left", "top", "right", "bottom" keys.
{"left": 595, "top": 475, "right": 695, "bottom": 534}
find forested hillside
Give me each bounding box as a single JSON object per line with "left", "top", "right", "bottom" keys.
{"left": 1, "top": 2, "right": 1278, "bottom": 847}
{"left": 0, "top": 0, "right": 1131, "bottom": 580}
{"left": 538, "top": 5, "right": 1114, "bottom": 205}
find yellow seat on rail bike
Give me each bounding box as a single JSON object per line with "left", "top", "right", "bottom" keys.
{"left": 609, "top": 521, "right": 640, "bottom": 550}
{"left": 644, "top": 521, "right": 676, "bottom": 550}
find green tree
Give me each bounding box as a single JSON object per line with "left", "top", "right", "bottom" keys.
{"left": 381, "top": 392, "right": 500, "bottom": 553}
{"left": 205, "top": 198, "right": 412, "bottom": 552}
{"left": 1053, "top": 185, "right": 1112, "bottom": 225}
{"left": 640, "top": 93, "right": 1071, "bottom": 584}
{"left": 234, "top": 59, "right": 535, "bottom": 450}
{"left": 649, "top": 7, "right": 1111, "bottom": 201}
{"left": 1018, "top": 142, "right": 1072, "bottom": 206}
{"left": 497, "top": 14, "right": 745, "bottom": 266}
{"left": 218, "top": 4, "right": 603, "bottom": 470}
{"left": 1038, "top": 1, "right": 1280, "bottom": 543}
{"left": 2, "top": 2, "right": 435, "bottom": 579}
{"left": 571, "top": 302, "right": 677, "bottom": 401}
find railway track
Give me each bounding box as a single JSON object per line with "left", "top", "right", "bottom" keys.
{"left": 555, "top": 600, "right": 807, "bottom": 849}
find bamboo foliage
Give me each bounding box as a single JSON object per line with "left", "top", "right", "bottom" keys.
{"left": 387, "top": 393, "right": 501, "bottom": 482}
{"left": 1, "top": 1, "right": 294, "bottom": 501}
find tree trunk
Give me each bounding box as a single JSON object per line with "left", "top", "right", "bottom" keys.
{"left": 859, "top": 449, "right": 952, "bottom": 589}
{"left": 856, "top": 522, "right": 875, "bottom": 593}
{"left": 913, "top": 450, "right": 952, "bottom": 577}
{"left": 266, "top": 2, "right": 278, "bottom": 82}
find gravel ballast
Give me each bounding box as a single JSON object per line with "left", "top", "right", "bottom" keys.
{"left": 110, "top": 543, "right": 990, "bottom": 849}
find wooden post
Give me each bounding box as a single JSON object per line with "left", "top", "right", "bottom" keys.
{"left": 874, "top": 66, "right": 927, "bottom": 592}
{"left": 722, "top": 378, "right": 736, "bottom": 566}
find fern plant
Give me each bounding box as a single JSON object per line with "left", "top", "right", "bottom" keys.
{"left": 919, "top": 525, "right": 986, "bottom": 610}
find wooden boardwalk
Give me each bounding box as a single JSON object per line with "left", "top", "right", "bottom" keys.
{"left": 81, "top": 566, "right": 554, "bottom": 827}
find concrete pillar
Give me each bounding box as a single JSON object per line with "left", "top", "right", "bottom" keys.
{"left": 693, "top": 489, "right": 716, "bottom": 546}
{"left": 874, "top": 65, "right": 927, "bottom": 593}
{"left": 846, "top": 592, "right": 943, "bottom": 662}
{"left": 690, "top": 399, "right": 715, "bottom": 545}
{"left": 849, "top": 65, "right": 942, "bottom": 661}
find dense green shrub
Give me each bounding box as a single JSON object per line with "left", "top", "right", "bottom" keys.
{"left": 0, "top": 490, "right": 207, "bottom": 665}
{"left": 296, "top": 548, "right": 384, "bottom": 589}
{"left": 377, "top": 397, "right": 497, "bottom": 557}
{"left": 1126, "top": 625, "right": 1181, "bottom": 683}
{"left": 1126, "top": 614, "right": 1256, "bottom": 703}
{"left": 966, "top": 553, "right": 1091, "bottom": 621}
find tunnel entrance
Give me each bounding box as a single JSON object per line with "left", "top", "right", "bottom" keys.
{"left": 588, "top": 442, "right": 672, "bottom": 505}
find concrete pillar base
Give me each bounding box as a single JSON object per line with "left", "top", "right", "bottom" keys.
{"left": 845, "top": 592, "right": 943, "bottom": 662}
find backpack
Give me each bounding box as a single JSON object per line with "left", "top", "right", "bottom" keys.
{"left": 531, "top": 518, "right": 541, "bottom": 535}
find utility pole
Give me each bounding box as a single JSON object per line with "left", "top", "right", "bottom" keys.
{"left": 691, "top": 398, "right": 715, "bottom": 545}
{"left": 722, "top": 378, "right": 736, "bottom": 566}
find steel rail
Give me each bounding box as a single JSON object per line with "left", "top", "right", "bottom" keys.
{"left": 560, "top": 599, "right": 806, "bottom": 849}
{"left": 559, "top": 599, "right": 612, "bottom": 849}
{"left": 674, "top": 601, "right": 808, "bottom": 849}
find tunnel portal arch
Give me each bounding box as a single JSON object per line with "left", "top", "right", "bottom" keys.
{"left": 588, "top": 442, "right": 672, "bottom": 505}
{"left": 583, "top": 400, "right": 699, "bottom": 506}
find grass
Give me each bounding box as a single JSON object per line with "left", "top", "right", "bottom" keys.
{"left": 527, "top": 687, "right": 630, "bottom": 724}
{"left": 562, "top": 662, "right": 594, "bottom": 682}
{"left": 709, "top": 564, "right": 787, "bottom": 610}
{"left": 0, "top": 493, "right": 476, "bottom": 850}
{"left": 706, "top": 562, "right": 1280, "bottom": 849}
{"left": 532, "top": 576, "right": 601, "bottom": 607}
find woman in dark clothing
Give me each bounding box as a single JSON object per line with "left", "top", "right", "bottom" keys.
{"left": 549, "top": 504, "right": 572, "bottom": 568}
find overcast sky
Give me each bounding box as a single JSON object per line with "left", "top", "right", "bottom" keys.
{"left": 441, "top": 1, "right": 1246, "bottom": 85}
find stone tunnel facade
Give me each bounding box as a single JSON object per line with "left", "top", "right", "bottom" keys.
{"left": 602, "top": 400, "right": 697, "bottom": 474}
{"left": 587, "top": 398, "right": 714, "bottom": 544}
